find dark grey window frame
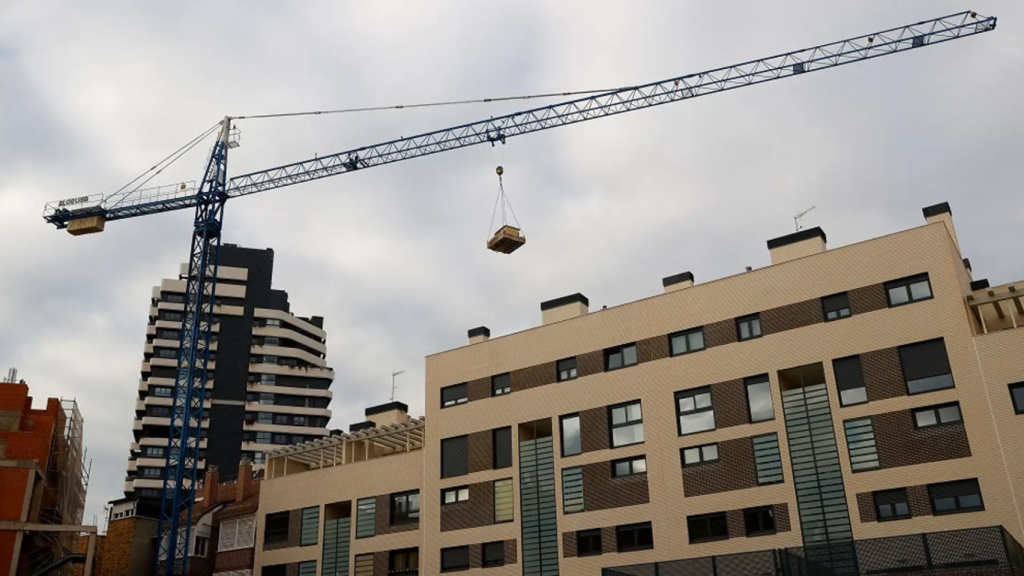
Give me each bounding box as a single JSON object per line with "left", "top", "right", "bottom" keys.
{"left": 743, "top": 506, "right": 777, "bottom": 536}
{"left": 560, "top": 413, "right": 581, "bottom": 457}
{"left": 441, "top": 383, "right": 469, "bottom": 408}
{"left": 616, "top": 522, "right": 654, "bottom": 552}
{"left": 557, "top": 357, "right": 578, "bottom": 382}
{"left": 681, "top": 443, "right": 719, "bottom": 467}
{"left": 885, "top": 273, "right": 933, "bottom": 307}
{"left": 491, "top": 373, "right": 511, "bottom": 397}
{"left": 576, "top": 529, "right": 602, "bottom": 556}
{"left": 912, "top": 402, "right": 963, "bottom": 428}
{"left": 482, "top": 541, "right": 505, "bottom": 567}
{"left": 676, "top": 387, "right": 715, "bottom": 436}
{"left": 1009, "top": 383, "right": 1024, "bottom": 414}
{"left": 928, "top": 479, "right": 984, "bottom": 515}
{"left": 605, "top": 343, "right": 638, "bottom": 371}
{"left": 390, "top": 490, "right": 420, "bottom": 526}
{"left": 441, "top": 486, "right": 469, "bottom": 505}
{"left": 441, "top": 435, "right": 469, "bottom": 479}
{"left": 745, "top": 375, "right": 775, "bottom": 423}
{"left": 874, "top": 488, "right": 911, "bottom": 522}
{"left": 833, "top": 355, "right": 868, "bottom": 406}
{"left": 264, "top": 511, "right": 289, "bottom": 544}
{"left": 388, "top": 548, "right": 419, "bottom": 573}
{"left": 822, "top": 292, "right": 852, "bottom": 321}
{"left": 612, "top": 455, "right": 647, "bottom": 477}
{"left": 440, "top": 545, "right": 470, "bottom": 572}
{"left": 669, "top": 327, "right": 706, "bottom": 356}
{"left": 492, "top": 427, "right": 512, "bottom": 469}
{"left": 899, "top": 338, "right": 955, "bottom": 395}
{"left": 687, "top": 513, "right": 728, "bottom": 543}
{"left": 736, "top": 314, "right": 762, "bottom": 341}
{"left": 608, "top": 400, "right": 644, "bottom": 448}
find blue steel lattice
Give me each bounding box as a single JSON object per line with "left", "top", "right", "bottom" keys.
{"left": 41, "top": 11, "right": 994, "bottom": 229}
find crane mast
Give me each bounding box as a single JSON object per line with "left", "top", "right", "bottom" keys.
{"left": 38, "top": 11, "right": 994, "bottom": 576}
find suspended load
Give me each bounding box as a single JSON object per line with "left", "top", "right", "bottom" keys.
{"left": 486, "top": 166, "right": 526, "bottom": 254}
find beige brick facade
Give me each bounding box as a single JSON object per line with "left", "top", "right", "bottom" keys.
{"left": 254, "top": 205, "right": 1024, "bottom": 575}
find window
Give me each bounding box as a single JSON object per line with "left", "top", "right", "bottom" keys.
{"left": 874, "top": 489, "right": 911, "bottom": 521}
{"left": 613, "top": 455, "right": 647, "bottom": 477}
{"left": 681, "top": 443, "right": 718, "bottom": 466}
{"left": 219, "top": 516, "right": 257, "bottom": 551}
{"left": 913, "top": 403, "right": 962, "bottom": 428}
{"left": 688, "top": 513, "right": 728, "bottom": 543}
{"left": 298, "top": 561, "right": 317, "bottom": 576}
{"left": 441, "top": 383, "right": 468, "bottom": 408}
{"left": 141, "top": 467, "right": 163, "bottom": 478}
{"left": 560, "top": 414, "right": 581, "bottom": 456}
{"left": 753, "top": 433, "right": 784, "bottom": 485}
{"left": 562, "top": 467, "right": 584, "bottom": 513}
{"left": 482, "top": 542, "right": 505, "bottom": 567}
{"left": 745, "top": 375, "right": 775, "bottom": 422}
{"left": 264, "top": 336, "right": 280, "bottom": 346}
{"left": 390, "top": 491, "right": 420, "bottom": 525}
{"left": 1011, "top": 383, "right": 1024, "bottom": 414}
{"left": 152, "top": 386, "right": 173, "bottom": 397}
{"left": 616, "top": 522, "right": 654, "bottom": 552}
{"left": 300, "top": 506, "right": 319, "bottom": 546}
{"left": 294, "top": 416, "right": 306, "bottom": 427}
{"left": 494, "top": 479, "right": 514, "bottom": 523}
{"left": 355, "top": 497, "right": 376, "bottom": 538}
{"left": 744, "top": 507, "right": 776, "bottom": 536}
{"left": 272, "top": 434, "right": 288, "bottom": 445}
{"left": 736, "top": 314, "right": 762, "bottom": 341}
{"left": 264, "top": 565, "right": 287, "bottom": 576}
{"left": 491, "top": 373, "right": 511, "bottom": 396}
{"left": 264, "top": 511, "right": 289, "bottom": 544}
{"left": 354, "top": 554, "right": 374, "bottom": 576}
{"left": 260, "top": 374, "right": 276, "bottom": 385}
{"left": 676, "top": 387, "right": 715, "bottom": 435}
{"left": 258, "top": 412, "right": 273, "bottom": 425}
{"left": 274, "top": 414, "right": 289, "bottom": 425}
{"left": 256, "top": 432, "right": 271, "bottom": 445}
{"left": 264, "top": 355, "right": 278, "bottom": 365}
{"left": 143, "top": 446, "right": 166, "bottom": 458}
{"left": 929, "top": 479, "right": 984, "bottom": 515}
{"left": 557, "top": 357, "right": 578, "bottom": 382}
{"left": 886, "top": 273, "right": 933, "bottom": 307}
{"left": 441, "top": 436, "right": 469, "bottom": 478}
{"left": 149, "top": 406, "right": 171, "bottom": 417}
{"left": 192, "top": 535, "right": 208, "bottom": 557}
{"left": 822, "top": 293, "right": 851, "bottom": 321}
{"left": 609, "top": 401, "right": 644, "bottom": 447}
{"left": 605, "top": 343, "right": 638, "bottom": 371}
{"left": 670, "top": 327, "right": 705, "bottom": 356}
{"left": 440, "top": 546, "right": 470, "bottom": 572}
{"left": 493, "top": 427, "right": 512, "bottom": 469}
{"left": 442, "top": 486, "right": 469, "bottom": 505}
{"left": 265, "top": 318, "right": 282, "bottom": 327}
{"left": 157, "top": 348, "right": 177, "bottom": 358}
{"left": 844, "top": 418, "right": 879, "bottom": 471}
{"left": 388, "top": 548, "right": 419, "bottom": 574}
{"left": 576, "top": 529, "right": 602, "bottom": 556}
{"left": 899, "top": 339, "right": 954, "bottom": 394}
{"left": 833, "top": 356, "right": 867, "bottom": 406}
{"left": 164, "top": 293, "right": 185, "bottom": 303}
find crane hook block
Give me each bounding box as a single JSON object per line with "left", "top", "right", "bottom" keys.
{"left": 495, "top": 166, "right": 504, "bottom": 176}
{"left": 487, "top": 225, "right": 526, "bottom": 254}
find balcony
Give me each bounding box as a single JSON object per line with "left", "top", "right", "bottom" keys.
{"left": 251, "top": 344, "right": 327, "bottom": 368}
{"left": 245, "top": 383, "right": 331, "bottom": 398}
{"left": 968, "top": 281, "right": 1024, "bottom": 335}
{"left": 242, "top": 422, "right": 330, "bottom": 436}
{"left": 253, "top": 325, "right": 327, "bottom": 354}
{"left": 603, "top": 525, "right": 1024, "bottom": 576}
{"left": 244, "top": 401, "right": 331, "bottom": 417}
{"left": 248, "top": 362, "right": 333, "bottom": 380}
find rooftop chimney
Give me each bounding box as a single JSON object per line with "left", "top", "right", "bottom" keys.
{"left": 767, "top": 227, "right": 827, "bottom": 265}
{"left": 541, "top": 293, "right": 589, "bottom": 325}
{"left": 663, "top": 271, "right": 694, "bottom": 293}
{"left": 237, "top": 459, "right": 254, "bottom": 503}
{"left": 365, "top": 401, "right": 410, "bottom": 427}
{"left": 923, "top": 202, "right": 959, "bottom": 252}
{"left": 468, "top": 326, "right": 490, "bottom": 344}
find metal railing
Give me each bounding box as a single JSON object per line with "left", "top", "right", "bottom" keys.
{"left": 602, "top": 526, "right": 1024, "bottom": 576}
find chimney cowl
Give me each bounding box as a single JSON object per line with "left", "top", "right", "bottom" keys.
{"left": 540, "top": 293, "right": 589, "bottom": 311}
{"left": 662, "top": 271, "right": 694, "bottom": 288}
{"left": 922, "top": 202, "right": 952, "bottom": 218}
{"left": 540, "top": 293, "right": 590, "bottom": 325}
{"left": 468, "top": 326, "right": 491, "bottom": 344}
{"left": 766, "top": 227, "right": 827, "bottom": 250}
{"left": 767, "top": 227, "right": 827, "bottom": 265}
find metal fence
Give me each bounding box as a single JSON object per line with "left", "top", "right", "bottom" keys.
{"left": 603, "top": 526, "right": 1024, "bottom": 576}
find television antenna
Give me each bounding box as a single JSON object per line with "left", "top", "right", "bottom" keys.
{"left": 391, "top": 370, "right": 405, "bottom": 402}
{"left": 794, "top": 206, "right": 817, "bottom": 231}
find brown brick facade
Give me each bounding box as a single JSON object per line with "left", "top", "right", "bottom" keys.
{"left": 710, "top": 379, "right": 749, "bottom": 429}
{"left": 637, "top": 334, "right": 670, "bottom": 364}
{"left": 856, "top": 484, "right": 935, "bottom": 523}
{"left": 849, "top": 283, "right": 889, "bottom": 315}
{"left": 373, "top": 550, "right": 388, "bottom": 575}
{"left": 726, "top": 509, "right": 746, "bottom": 539}
{"left": 440, "top": 480, "right": 495, "bottom": 532}
{"left": 857, "top": 492, "right": 877, "bottom": 523}
{"left": 468, "top": 430, "right": 492, "bottom": 474}
{"left": 682, "top": 436, "right": 758, "bottom": 497}
{"left": 504, "top": 539, "right": 518, "bottom": 565}
{"left": 581, "top": 460, "right": 650, "bottom": 512}
{"left": 577, "top": 350, "right": 604, "bottom": 377}
{"left": 215, "top": 547, "right": 255, "bottom": 572}
{"left": 580, "top": 407, "right": 609, "bottom": 454}
{"left": 467, "top": 377, "right": 489, "bottom": 402}
{"left": 704, "top": 319, "right": 738, "bottom": 348}
{"left": 873, "top": 410, "right": 971, "bottom": 469}
{"left": 601, "top": 527, "right": 618, "bottom": 555}
{"left": 761, "top": 299, "right": 822, "bottom": 334}
{"left": 513, "top": 363, "right": 555, "bottom": 392}
{"left": 263, "top": 509, "right": 301, "bottom": 551}
{"left": 774, "top": 503, "right": 791, "bottom": 532}
{"left": 861, "top": 347, "right": 906, "bottom": 401}
{"left": 562, "top": 532, "right": 577, "bottom": 558}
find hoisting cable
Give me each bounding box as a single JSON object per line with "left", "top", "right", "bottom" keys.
{"left": 102, "top": 121, "right": 222, "bottom": 206}
{"left": 487, "top": 165, "right": 522, "bottom": 239}
{"left": 233, "top": 86, "right": 626, "bottom": 121}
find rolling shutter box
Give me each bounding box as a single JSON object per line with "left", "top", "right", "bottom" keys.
{"left": 899, "top": 339, "right": 952, "bottom": 381}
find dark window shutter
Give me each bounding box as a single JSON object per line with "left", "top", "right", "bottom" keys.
{"left": 493, "top": 427, "right": 512, "bottom": 469}
{"left": 822, "top": 293, "right": 850, "bottom": 314}
{"left": 929, "top": 479, "right": 980, "bottom": 499}
{"left": 833, "top": 356, "right": 865, "bottom": 391}
{"left": 899, "top": 339, "right": 952, "bottom": 381}
{"left": 442, "top": 383, "right": 467, "bottom": 405}
{"left": 874, "top": 488, "right": 908, "bottom": 506}
{"left": 441, "top": 436, "right": 469, "bottom": 478}
{"left": 441, "top": 546, "right": 470, "bottom": 570}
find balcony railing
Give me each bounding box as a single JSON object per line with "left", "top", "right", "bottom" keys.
{"left": 603, "top": 526, "right": 1024, "bottom": 576}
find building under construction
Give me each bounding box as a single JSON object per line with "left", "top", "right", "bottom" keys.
{"left": 1, "top": 372, "right": 94, "bottom": 576}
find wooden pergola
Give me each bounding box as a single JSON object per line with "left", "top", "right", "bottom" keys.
{"left": 967, "top": 284, "right": 1024, "bottom": 334}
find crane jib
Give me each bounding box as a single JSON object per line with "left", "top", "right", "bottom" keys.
{"left": 40, "top": 11, "right": 995, "bottom": 230}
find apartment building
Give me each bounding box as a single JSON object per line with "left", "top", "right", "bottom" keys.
{"left": 127, "top": 244, "right": 334, "bottom": 502}
{"left": 252, "top": 202, "right": 1024, "bottom": 576}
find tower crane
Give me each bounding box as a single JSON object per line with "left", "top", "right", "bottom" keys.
{"left": 40, "top": 11, "right": 995, "bottom": 575}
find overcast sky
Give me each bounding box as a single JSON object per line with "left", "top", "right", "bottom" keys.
{"left": 1, "top": 1, "right": 1021, "bottom": 526}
